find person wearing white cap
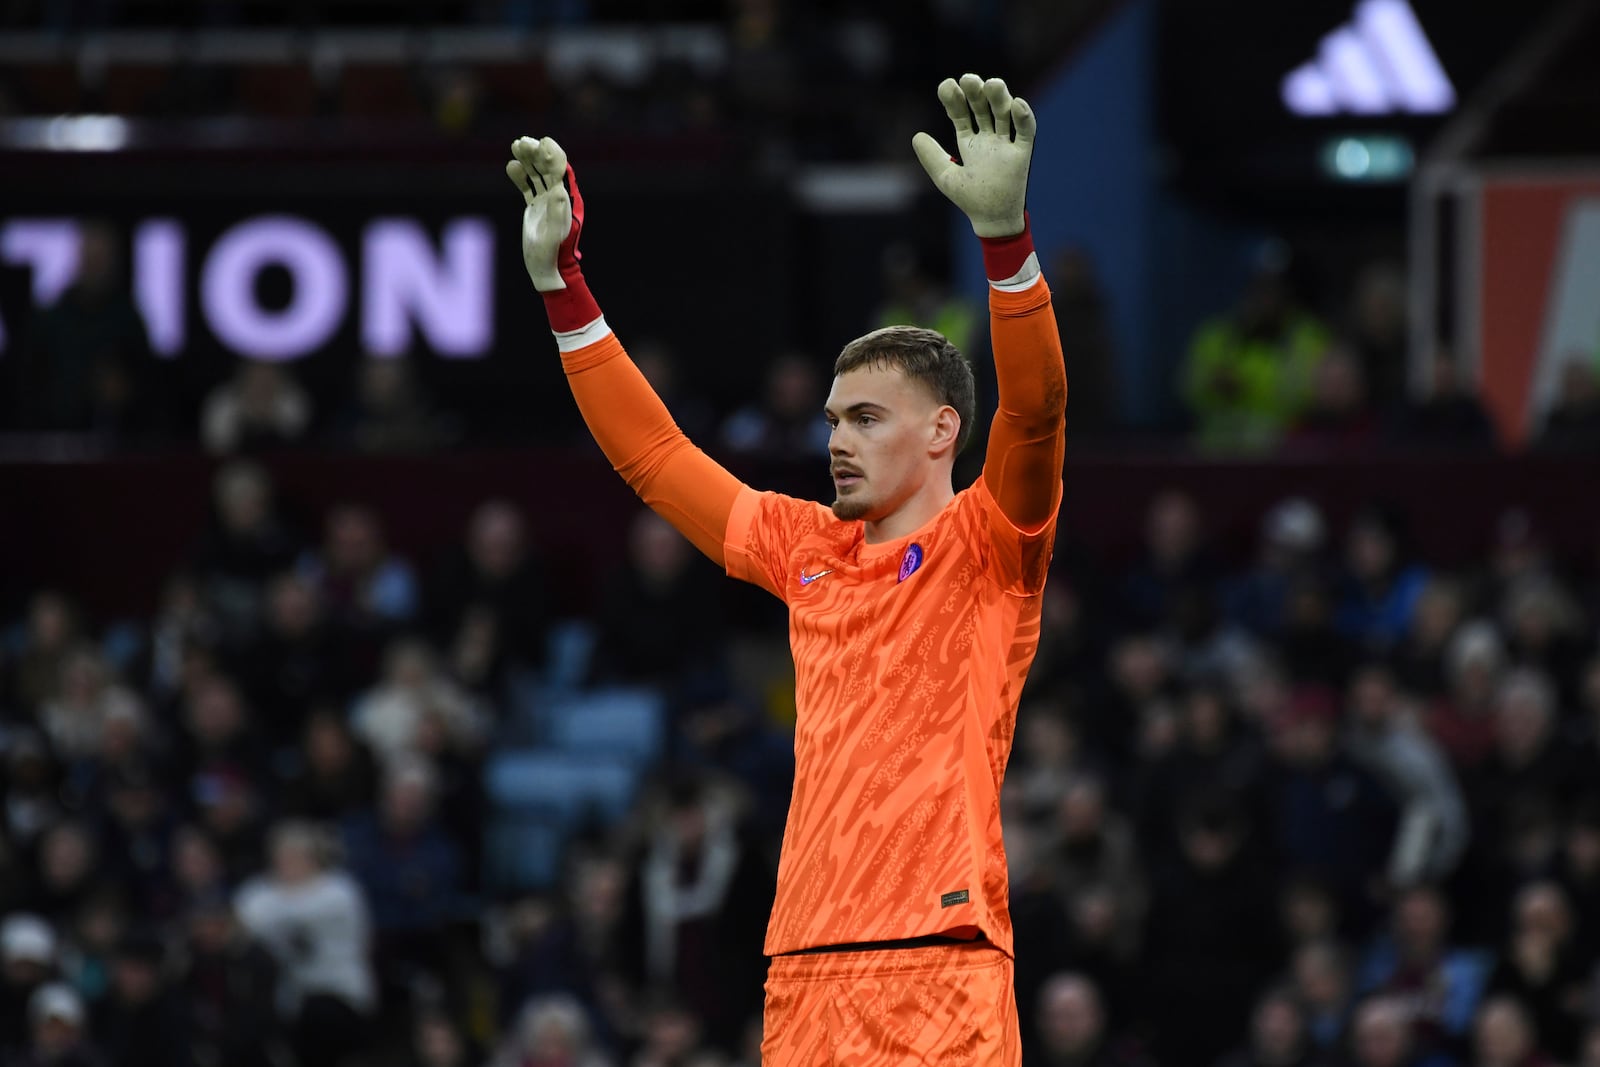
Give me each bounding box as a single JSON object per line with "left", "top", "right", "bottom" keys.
{"left": 1222, "top": 497, "right": 1329, "bottom": 638}
{"left": 18, "top": 981, "right": 104, "bottom": 1067}
{"left": 2, "top": 913, "right": 60, "bottom": 1052}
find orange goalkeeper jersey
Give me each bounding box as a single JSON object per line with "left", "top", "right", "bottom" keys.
{"left": 555, "top": 260, "right": 1064, "bottom": 961}
{"left": 726, "top": 473, "right": 1054, "bottom": 957}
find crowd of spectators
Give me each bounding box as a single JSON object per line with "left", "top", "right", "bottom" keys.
{"left": 5, "top": 434, "right": 1600, "bottom": 1066}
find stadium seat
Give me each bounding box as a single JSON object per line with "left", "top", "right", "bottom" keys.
{"left": 485, "top": 749, "right": 639, "bottom": 824}
{"left": 544, "top": 618, "right": 598, "bottom": 691}
{"left": 484, "top": 816, "right": 565, "bottom": 893}
{"left": 544, "top": 687, "right": 665, "bottom": 768}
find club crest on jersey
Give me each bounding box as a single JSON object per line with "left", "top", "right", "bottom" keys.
{"left": 898, "top": 543, "right": 924, "bottom": 582}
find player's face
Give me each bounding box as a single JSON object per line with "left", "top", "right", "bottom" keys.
{"left": 824, "top": 366, "right": 950, "bottom": 523}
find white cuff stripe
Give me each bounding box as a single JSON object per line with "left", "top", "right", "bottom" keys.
{"left": 553, "top": 314, "right": 612, "bottom": 353}
{"left": 989, "top": 252, "right": 1043, "bottom": 293}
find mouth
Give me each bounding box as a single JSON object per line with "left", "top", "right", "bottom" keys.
{"left": 832, "top": 467, "right": 864, "bottom": 489}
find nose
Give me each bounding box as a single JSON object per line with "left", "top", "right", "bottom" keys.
{"left": 828, "top": 426, "right": 852, "bottom": 458}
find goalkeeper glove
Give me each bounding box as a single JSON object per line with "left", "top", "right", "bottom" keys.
{"left": 912, "top": 74, "right": 1036, "bottom": 240}
{"left": 506, "top": 136, "right": 601, "bottom": 334}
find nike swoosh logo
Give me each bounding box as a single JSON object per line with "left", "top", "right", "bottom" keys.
{"left": 799, "top": 568, "right": 833, "bottom": 586}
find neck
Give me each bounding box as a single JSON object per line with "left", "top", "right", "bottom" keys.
{"left": 863, "top": 477, "right": 956, "bottom": 544}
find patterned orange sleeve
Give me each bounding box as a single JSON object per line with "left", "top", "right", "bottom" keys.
{"left": 561, "top": 333, "right": 746, "bottom": 567}
{"left": 723, "top": 488, "right": 833, "bottom": 601}
{"left": 980, "top": 272, "right": 1066, "bottom": 596}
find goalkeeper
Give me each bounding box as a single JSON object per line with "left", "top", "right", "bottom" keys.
{"left": 508, "top": 73, "right": 1066, "bottom": 1065}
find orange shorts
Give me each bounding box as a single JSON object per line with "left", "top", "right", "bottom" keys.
{"left": 760, "top": 941, "right": 1020, "bottom": 1066}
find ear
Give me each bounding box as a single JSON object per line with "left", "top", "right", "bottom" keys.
{"left": 929, "top": 404, "right": 961, "bottom": 456}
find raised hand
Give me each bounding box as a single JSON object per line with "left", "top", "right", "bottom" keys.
{"left": 506, "top": 136, "right": 583, "bottom": 292}
{"left": 911, "top": 74, "right": 1036, "bottom": 239}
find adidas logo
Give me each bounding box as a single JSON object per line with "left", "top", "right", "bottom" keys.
{"left": 1282, "top": 0, "right": 1455, "bottom": 116}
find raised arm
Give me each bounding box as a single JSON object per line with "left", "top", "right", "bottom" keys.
{"left": 507, "top": 137, "right": 744, "bottom": 565}
{"left": 913, "top": 75, "right": 1066, "bottom": 532}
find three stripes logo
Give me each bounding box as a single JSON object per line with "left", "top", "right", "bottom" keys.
{"left": 1281, "top": 0, "right": 1455, "bottom": 117}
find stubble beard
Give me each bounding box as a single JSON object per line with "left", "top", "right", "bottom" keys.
{"left": 831, "top": 488, "right": 872, "bottom": 521}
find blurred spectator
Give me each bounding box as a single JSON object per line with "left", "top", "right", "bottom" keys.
{"left": 1024, "top": 580, "right": 1107, "bottom": 719}
{"left": 1484, "top": 882, "right": 1585, "bottom": 1062}
{"left": 138, "top": 573, "right": 222, "bottom": 706}
{"left": 1470, "top": 996, "right": 1548, "bottom": 1067}
{"left": 283, "top": 709, "right": 380, "bottom": 822}
{"left": 200, "top": 361, "right": 313, "bottom": 455}
{"left": 15, "top": 222, "right": 165, "bottom": 440}
{"left": 174, "top": 674, "right": 270, "bottom": 801}
{"left": 94, "top": 932, "right": 190, "bottom": 1067}
{"left": 298, "top": 504, "right": 420, "bottom": 630}
{"left": 673, "top": 680, "right": 795, "bottom": 837}
{"left": 1121, "top": 490, "right": 1217, "bottom": 631}
{"left": 498, "top": 856, "right": 630, "bottom": 1041}
{"left": 1029, "top": 972, "right": 1150, "bottom": 1067}
{"left": 1006, "top": 700, "right": 1095, "bottom": 826}
{"left": 719, "top": 354, "right": 831, "bottom": 459}
{"left": 621, "top": 779, "right": 770, "bottom": 1052}
{"left": 1265, "top": 687, "right": 1396, "bottom": 931}
{"left": 1, "top": 734, "right": 66, "bottom": 868}
{"left": 235, "top": 573, "right": 344, "bottom": 747}
{"left": 427, "top": 499, "right": 551, "bottom": 686}
{"left": 1136, "top": 685, "right": 1263, "bottom": 864}
{"left": 1287, "top": 346, "right": 1380, "bottom": 453}
{"left": 351, "top": 638, "right": 483, "bottom": 769}
{"left": 13, "top": 982, "right": 105, "bottom": 1067}
{"left": 1335, "top": 509, "right": 1430, "bottom": 652}
{"left": 95, "top": 762, "right": 178, "bottom": 916}
{"left": 1101, "top": 634, "right": 1178, "bottom": 768}
{"left": 490, "top": 994, "right": 613, "bottom": 1067}
{"left": 631, "top": 341, "right": 715, "bottom": 441}
{"left": 23, "top": 822, "right": 98, "bottom": 928}
{"left": 4, "top": 592, "right": 82, "bottom": 718}
{"left": 1533, "top": 358, "right": 1600, "bottom": 453}
{"left": 179, "top": 892, "right": 284, "bottom": 1067}
{"left": 1392, "top": 350, "right": 1497, "bottom": 451}
{"left": 633, "top": 994, "right": 714, "bottom": 1067}
{"left": 1142, "top": 795, "right": 1279, "bottom": 1065}
{"left": 1183, "top": 262, "right": 1329, "bottom": 453}
{"left": 1278, "top": 576, "right": 1362, "bottom": 689}
{"left": 1392, "top": 579, "right": 1466, "bottom": 702}
{"left": 192, "top": 461, "right": 301, "bottom": 639}
{"left": 1292, "top": 941, "right": 1354, "bottom": 1053}
{"left": 1346, "top": 263, "right": 1409, "bottom": 414}
{"left": 341, "top": 758, "right": 463, "bottom": 973}
{"left": 1, "top": 914, "right": 60, "bottom": 1044}
{"left": 1425, "top": 622, "right": 1505, "bottom": 771}
{"left": 235, "top": 821, "right": 375, "bottom": 1067}
{"left": 1224, "top": 498, "right": 1329, "bottom": 639}
{"left": 875, "top": 243, "right": 981, "bottom": 358}
{"left": 1482, "top": 511, "right": 1556, "bottom": 621}
{"left": 1499, "top": 581, "right": 1585, "bottom": 708}
{"left": 61, "top": 894, "right": 126, "bottom": 1018}
{"left": 1557, "top": 796, "right": 1600, "bottom": 958}
{"left": 1050, "top": 774, "right": 1143, "bottom": 950}
{"left": 1345, "top": 664, "right": 1469, "bottom": 887}
{"left": 1341, "top": 994, "right": 1455, "bottom": 1067}
{"left": 1216, "top": 986, "right": 1314, "bottom": 1067}
{"left": 1049, "top": 247, "right": 1120, "bottom": 437}
{"left": 1355, "top": 885, "right": 1490, "bottom": 1053}
{"left": 589, "top": 512, "right": 725, "bottom": 688}
{"left": 38, "top": 646, "right": 143, "bottom": 764}
{"left": 341, "top": 358, "right": 452, "bottom": 454}
{"left": 407, "top": 1010, "right": 480, "bottom": 1067}
{"left": 1471, "top": 671, "right": 1576, "bottom": 862}
{"left": 168, "top": 827, "right": 229, "bottom": 913}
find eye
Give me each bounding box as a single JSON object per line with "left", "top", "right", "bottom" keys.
{"left": 856, "top": 414, "right": 876, "bottom": 427}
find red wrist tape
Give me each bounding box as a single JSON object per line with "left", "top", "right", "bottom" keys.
{"left": 979, "top": 214, "right": 1035, "bottom": 282}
